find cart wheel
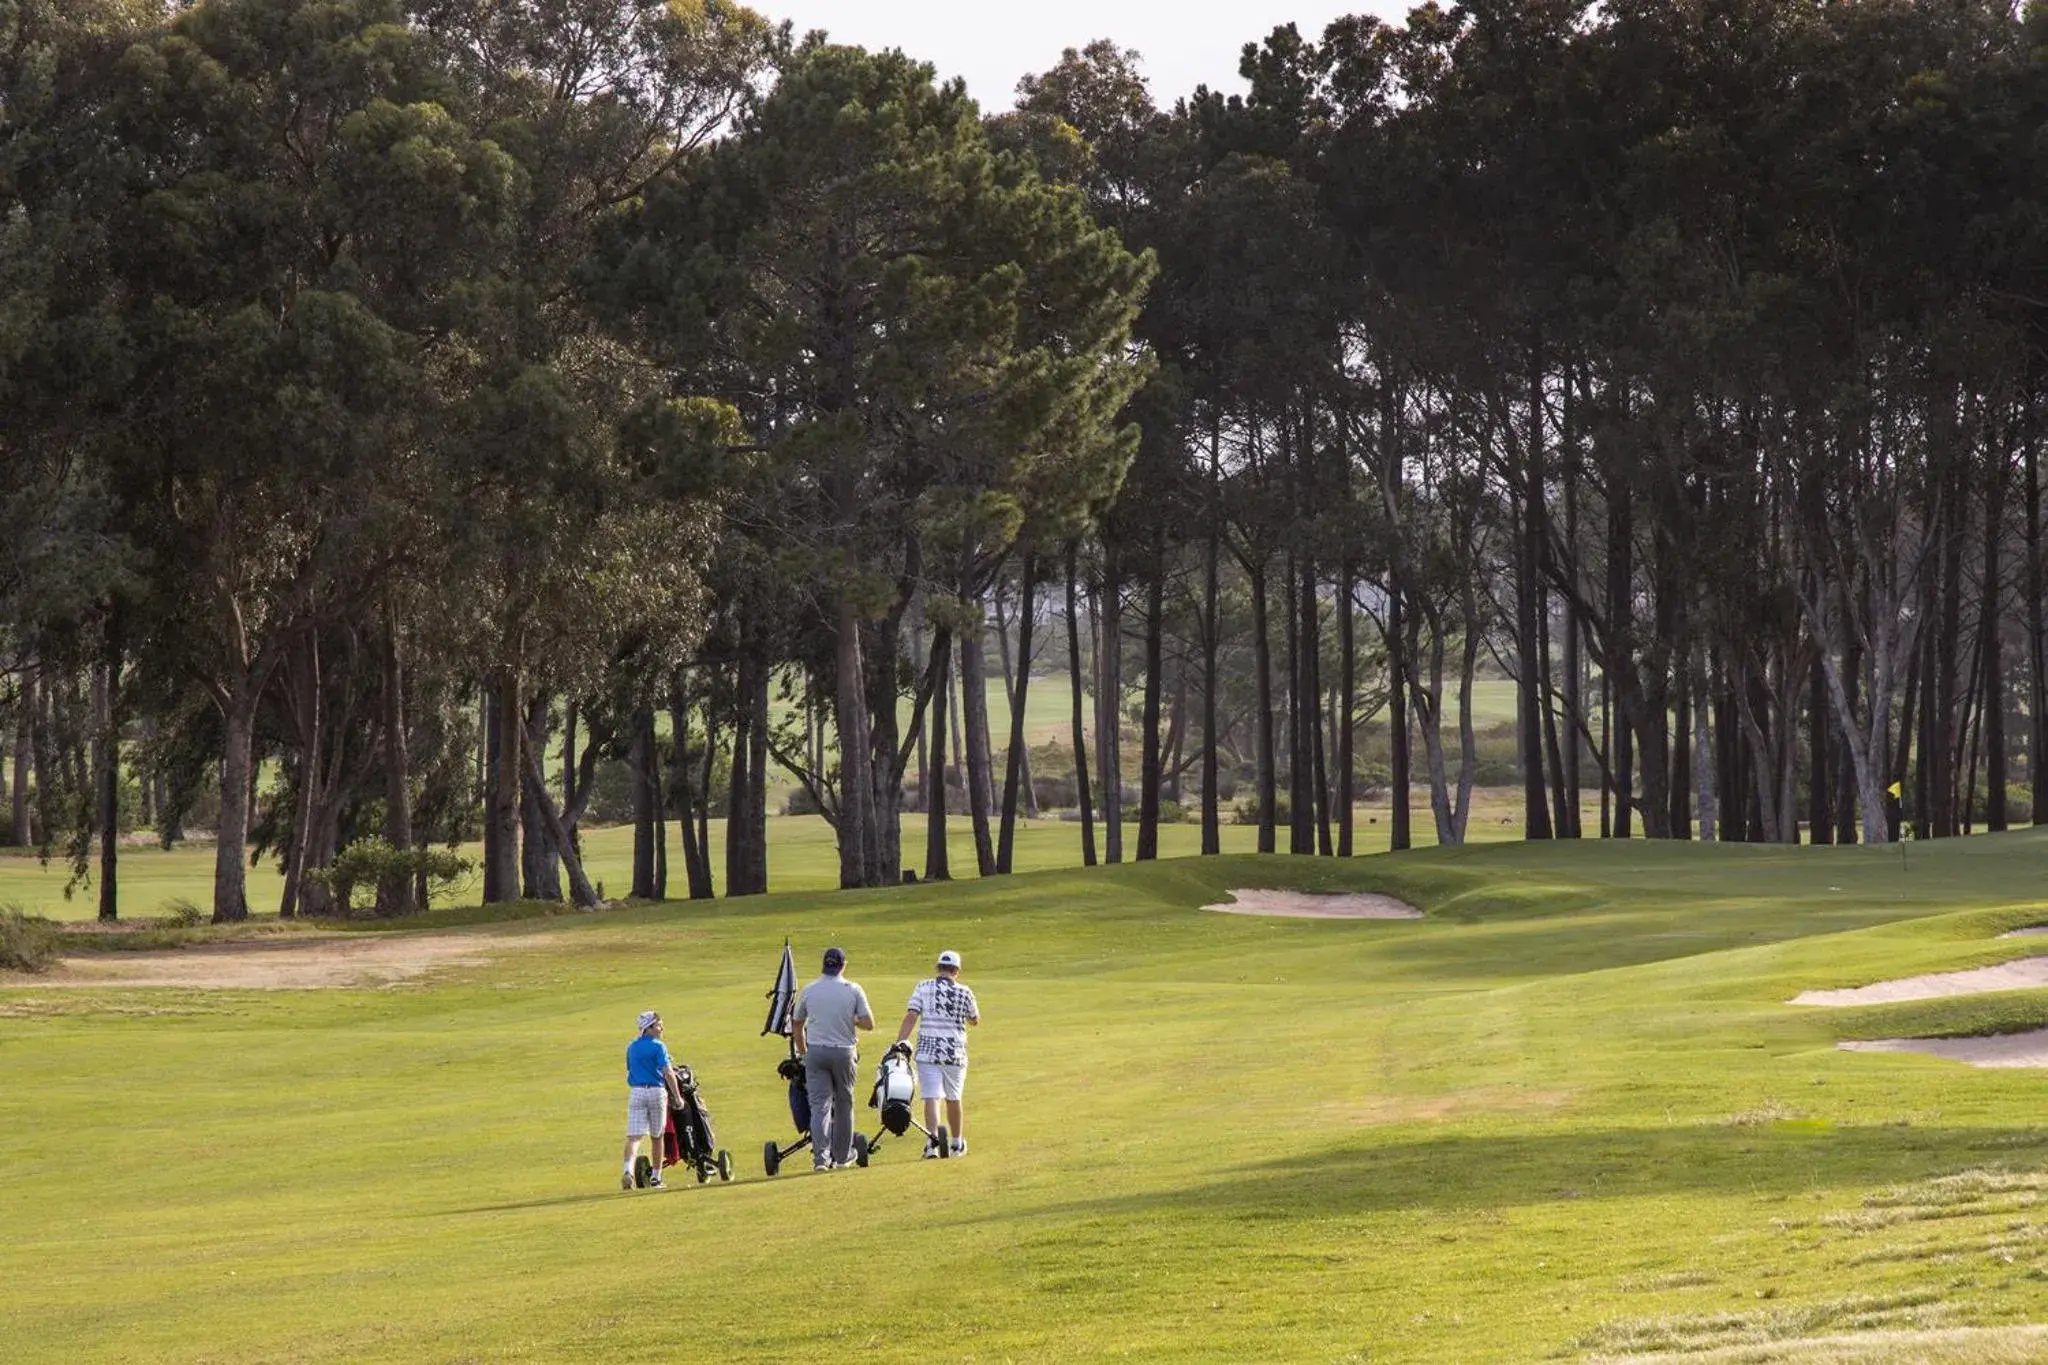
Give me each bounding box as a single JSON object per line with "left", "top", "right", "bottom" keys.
{"left": 762, "top": 1141, "right": 780, "bottom": 1177}
{"left": 717, "top": 1150, "right": 734, "bottom": 1183}
{"left": 851, "top": 1133, "right": 870, "bottom": 1168}
{"left": 634, "top": 1154, "right": 653, "bottom": 1187}
{"left": 696, "top": 1161, "right": 709, "bottom": 1184}
{"left": 936, "top": 1126, "right": 951, "bottom": 1159}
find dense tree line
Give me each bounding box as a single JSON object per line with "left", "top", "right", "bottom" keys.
{"left": 4, "top": 0, "right": 2046, "bottom": 921}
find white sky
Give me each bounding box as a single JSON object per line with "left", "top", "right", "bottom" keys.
{"left": 758, "top": 1, "right": 1415, "bottom": 112}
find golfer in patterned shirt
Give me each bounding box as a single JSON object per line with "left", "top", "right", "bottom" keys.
{"left": 893, "top": 949, "right": 980, "bottom": 1158}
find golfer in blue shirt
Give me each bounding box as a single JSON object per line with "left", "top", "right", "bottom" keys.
{"left": 623, "top": 1010, "right": 685, "bottom": 1190}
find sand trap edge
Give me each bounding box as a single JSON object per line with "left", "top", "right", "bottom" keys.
{"left": 1202, "top": 889, "right": 1423, "bottom": 920}
{"left": 1839, "top": 1029, "right": 2048, "bottom": 1068}
{"left": 1793, "top": 955, "right": 2048, "bottom": 1007}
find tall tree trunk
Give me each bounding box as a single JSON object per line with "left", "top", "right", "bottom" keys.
{"left": 833, "top": 592, "right": 880, "bottom": 889}
{"left": 698, "top": 709, "right": 717, "bottom": 896}
{"left": 1518, "top": 358, "right": 1554, "bottom": 841}
{"left": 211, "top": 681, "right": 261, "bottom": 923}
{"left": 1250, "top": 559, "right": 1277, "bottom": 853}
{"left": 1670, "top": 662, "right": 1692, "bottom": 841}
{"left": 94, "top": 653, "right": 119, "bottom": 923}
{"left": 1934, "top": 453, "right": 1965, "bottom": 838}
{"left": 1286, "top": 554, "right": 1313, "bottom": 855}
{"left": 1985, "top": 446, "right": 2009, "bottom": 832}
{"left": 1065, "top": 543, "right": 1097, "bottom": 866}
{"left": 1138, "top": 546, "right": 1165, "bottom": 861}
{"left": 1834, "top": 647, "right": 1861, "bottom": 845}
{"left": 1607, "top": 496, "right": 1633, "bottom": 839}
{"left": 1390, "top": 583, "right": 1412, "bottom": 854}
{"left": 1337, "top": 564, "right": 1356, "bottom": 857}
{"left": 671, "top": 691, "right": 709, "bottom": 899}
{"left": 377, "top": 613, "right": 415, "bottom": 915}
{"left": 2027, "top": 426, "right": 2046, "bottom": 826}
{"left": 1097, "top": 545, "right": 1123, "bottom": 864}
{"left": 10, "top": 659, "right": 31, "bottom": 848}
{"left": 525, "top": 697, "right": 562, "bottom": 901}
{"left": 1562, "top": 462, "right": 1584, "bottom": 836}
{"left": 909, "top": 584, "right": 930, "bottom": 812}
{"left": 631, "top": 706, "right": 659, "bottom": 900}
{"left": 1196, "top": 439, "right": 1212, "bottom": 855}
{"left": 1201, "top": 423, "right": 1222, "bottom": 855}
{"left": 520, "top": 741, "right": 598, "bottom": 908}
{"left": 280, "top": 639, "right": 320, "bottom": 920}
{"left": 1539, "top": 586, "right": 1571, "bottom": 838}
{"left": 484, "top": 669, "right": 522, "bottom": 903}
{"left": 926, "top": 627, "right": 953, "bottom": 883}
{"left": 997, "top": 555, "right": 1039, "bottom": 872}
{"left": 1695, "top": 645, "right": 1718, "bottom": 841}
{"left": 960, "top": 607, "right": 999, "bottom": 877}
{"left": 746, "top": 657, "right": 768, "bottom": 893}
{"left": 1808, "top": 654, "right": 1832, "bottom": 845}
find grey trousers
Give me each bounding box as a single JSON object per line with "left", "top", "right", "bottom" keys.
{"left": 803, "top": 1045, "right": 857, "bottom": 1167}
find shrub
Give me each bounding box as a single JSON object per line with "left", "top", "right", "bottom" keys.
{"left": 158, "top": 899, "right": 206, "bottom": 928}
{"left": 0, "top": 907, "right": 57, "bottom": 974}
{"left": 307, "top": 840, "right": 474, "bottom": 916}
{"left": 2005, "top": 784, "right": 2035, "bottom": 826}
{"left": 1030, "top": 773, "right": 1078, "bottom": 811}
{"left": 1232, "top": 794, "right": 1291, "bottom": 826}
{"left": 784, "top": 785, "right": 824, "bottom": 817}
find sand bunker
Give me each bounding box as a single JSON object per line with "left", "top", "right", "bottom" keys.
{"left": 4, "top": 932, "right": 544, "bottom": 990}
{"left": 2002, "top": 926, "right": 2048, "bottom": 938}
{"left": 1203, "top": 889, "right": 1423, "bottom": 920}
{"left": 1840, "top": 1030, "right": 2048, "bottom": 1069}
{"left": 1792, "top": 956, "right": 2048, "bottom": 1007}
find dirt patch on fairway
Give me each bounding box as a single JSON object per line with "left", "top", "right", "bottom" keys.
{"left": 1792, "top": 956, "right": 2048, "bottom": 1007}
{"left": 2000, "top": 925, "right": 2048, "bottom": 938}
{"left": 1203, "top": 888, "right": 1423, "bottom": 920}
{"left": 1592, "top": 1325, "right": 2048, "bottom": 1363}
{"left": 1838, "top": 1029, "right": 2048, "bottom": 1069}
{"left": 1, "top": 931, "right": 546, "bottom": 990}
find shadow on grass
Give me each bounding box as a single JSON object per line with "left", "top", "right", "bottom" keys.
{"left": 1010, "top": 1122, "right": 2048, "bottom": 1223}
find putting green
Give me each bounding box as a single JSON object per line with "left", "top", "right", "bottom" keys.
{"left": 8, "top": 833, "right": 2048, "bottom": 1361}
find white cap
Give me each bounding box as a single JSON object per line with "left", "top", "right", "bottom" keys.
{"left": 936, "top": 950, "right": 961, "bottom": 969}
{"left": 637, "top": 1010, "right": 660, "bottom": 1032}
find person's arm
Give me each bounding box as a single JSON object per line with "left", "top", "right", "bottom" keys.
{"left": 664, "top": 1062, "right": 685, "bottom": 1107}
{"left": 894, "top": 1009, "right": 919, "bottom": 1046}
{"left": 792, "top": 1016, "right": 807, "bottom": 1054}
{"left": 792, "top": 991, "right": 808, "bottom": 1054}
{"left": 854, "top": 985, "right": 875, "bottom": 1032}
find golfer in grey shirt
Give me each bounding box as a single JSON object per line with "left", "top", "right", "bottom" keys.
{"left": 792, "top": 946, "right": 873, "bottom": 1171}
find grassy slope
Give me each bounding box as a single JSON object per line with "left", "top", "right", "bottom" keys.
{"left": 8, "top": 834, "right": 2048, "bottom": 1361}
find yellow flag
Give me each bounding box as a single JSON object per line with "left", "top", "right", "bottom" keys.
{"left": 1886, "top": 781, "right": 1902, "bottom": 799}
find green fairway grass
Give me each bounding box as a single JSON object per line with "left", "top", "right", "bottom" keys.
{"left": 1, "top": 789, "right": 1560, "bottom": 922}
{"left": 8, "top": 832, "right": 2048, "bottom": 1360}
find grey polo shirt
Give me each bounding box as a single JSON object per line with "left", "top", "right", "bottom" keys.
{"left": 794, "top": 974, "right": 872, "bottom": 1049}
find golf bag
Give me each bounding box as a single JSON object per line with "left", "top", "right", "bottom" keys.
{"left": 872, "top": 1043, "right": 916, "bottom": 1137}
{"left": 661, "top": 1063, "right": 734, "bottom": 1185}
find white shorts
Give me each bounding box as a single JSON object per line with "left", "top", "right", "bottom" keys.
{"left": 626, "top": 1086, "right": 668, "bottom": 1138}
{"left": 917, "top": 1062, "right": 967, "bottom": 1102}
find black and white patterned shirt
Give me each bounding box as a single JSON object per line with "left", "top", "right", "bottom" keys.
{"left": 905, "top": 977, "right": 979, "bottom": 1066}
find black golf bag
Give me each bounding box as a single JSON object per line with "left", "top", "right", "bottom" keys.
{"left": 663, "top": 1063, "right": 733, "bottom": 1185}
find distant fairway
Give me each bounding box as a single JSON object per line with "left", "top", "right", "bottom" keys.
{"left": 10, "top": 832, "right": 2048, "bottom": 1360}
{"left": 0, "top": 787, "right": 1547, "bottom": 922}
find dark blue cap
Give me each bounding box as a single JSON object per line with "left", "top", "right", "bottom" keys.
{"left": 823, "top": 946, "right": 846, "bottom": 973}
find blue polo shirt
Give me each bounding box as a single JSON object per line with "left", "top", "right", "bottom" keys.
{"left": 626, "top": 1036, "right": 671, "bottom": 1088}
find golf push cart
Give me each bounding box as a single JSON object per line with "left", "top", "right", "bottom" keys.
{"left": 633, "top": 1061, "right": 734, "bottom": 1188}
{"left": 848, "top": 1040, "right": 951, "bottom": 1168}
